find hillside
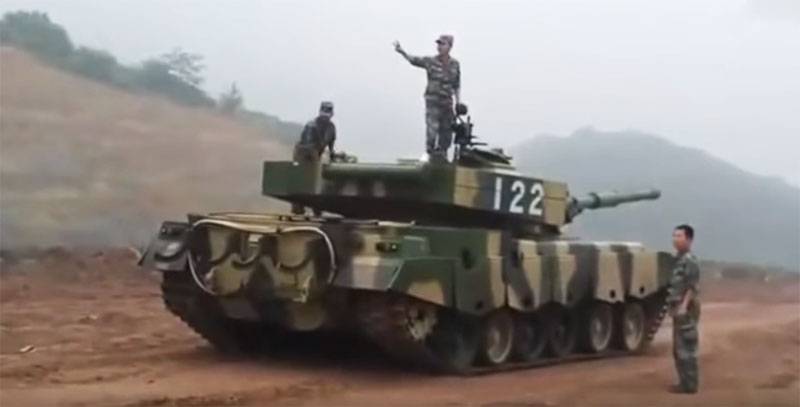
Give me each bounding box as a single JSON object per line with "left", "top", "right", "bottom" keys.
{"left": 0, "top": 47, "right": 292, "bottom": 248}
{"left": 512, "top": 128, "right": 799, "bottom": 269}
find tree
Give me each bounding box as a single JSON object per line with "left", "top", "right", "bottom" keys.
{"left": 68, "top": 46, "right": 117, "bottom": 82}
{"left": 134, "top": 58, "right": 214, "bottom": 107}
{"left": 0, "top": 11, "right": 73, "bottom": 61}
{"left": 158, "top": 47, "right": 205, "bottom": 87}
{"left": 218, "top": 82, "right": 243, "bottom": 114}
{"left": 1, "top": 11, "right": 217, "bottom": 108}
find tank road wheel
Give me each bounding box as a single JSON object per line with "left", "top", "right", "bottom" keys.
{"left": 427, "top": 310, "right": 480, "bottom": 374}
{"left": 615, "top": 301, "right": 646, "bottom": 352}
{"left": 512, "top": 312, "right": 548, "bottom": 362}
{"left": 546, "top": 306, "right": 578, "bottom": 358}
{"left": 582, "top": 302, "right": 614, "bottom": 353}
{"left": 478, "top": 310, "right": 515, "bottom": 366}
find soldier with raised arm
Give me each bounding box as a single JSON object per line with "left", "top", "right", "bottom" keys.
{"left": 394, "top": 35, "right": 461, "bottom": 161}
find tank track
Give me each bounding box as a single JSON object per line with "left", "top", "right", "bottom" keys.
{"left": 644, "top": 289, "right": 670, "bottom": 344}
{"left": 357, "top": 294, "right": 452, "bottom": 372}
{"left": 162, "top": 270, "right": 670, "bottom": 373}
{"left": 357, "top": 289, "right": 670, "bottom": 375}
{"left": 161, "top": 272, "right": 269, "bottom": 353}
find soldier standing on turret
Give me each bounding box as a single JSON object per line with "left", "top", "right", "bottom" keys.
{"left": 293, "top": 101, "right": 336, "bottom": 164}
{"left": 394, "top": 35, "right": 461, "bottom": 161}
{"left": 292, "top": 101, "right": 336, "bottom": 215}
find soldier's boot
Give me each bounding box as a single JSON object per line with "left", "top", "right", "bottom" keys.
{"left": 668, "top": 384, "right": 696, "bottom": 394}
{"left": 681, "top": 358, "right": 699, "bottom": 393}
{"left": 429, "top": 148, "right": 448, "bottom": 163}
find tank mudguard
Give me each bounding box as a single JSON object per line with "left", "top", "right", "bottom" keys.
{"left": 331, "top": 257, "right": 402, "bottom": 291}
{"left": 389, "top": 258, "right": 456, "bottom": 307}
{"left": 138, "top": 221, "right": 190, "bottom": 272}
{"left": 332, "top": 256, "right": 457, "bottom": 307}
{"left": 626, "top": 251, "right": 674, "bottom": 299}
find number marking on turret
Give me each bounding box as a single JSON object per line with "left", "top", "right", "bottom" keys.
{"left": 529, "top": 183, "right": 544, "bottom": 216}
{"left": 493, "top": 176, "right": 545, "bottom": 216}
{"left": 494, "top": 177, "right": 503, "bottom": 210}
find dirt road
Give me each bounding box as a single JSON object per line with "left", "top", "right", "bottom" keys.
{"left": 1, "top": 249, "right": 798, "bottom": 406}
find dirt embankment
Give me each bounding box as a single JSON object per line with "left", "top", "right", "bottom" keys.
{"left": 0, "top": 249, "right": 798, "bottom": 406}
{"left": 0, "top": 47, "right": 291, "bottom": 248}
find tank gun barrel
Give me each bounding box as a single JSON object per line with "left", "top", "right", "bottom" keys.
{"left": 568, "top": 189, "right": 661, "bottom": 221}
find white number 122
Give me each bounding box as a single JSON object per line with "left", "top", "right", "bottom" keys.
{"left": 493, "top": 177, "right": 544, "bottom": 216}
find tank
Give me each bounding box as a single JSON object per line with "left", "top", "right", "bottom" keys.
{"left": 140, "top": 109, "right": 673, "bottom": 374}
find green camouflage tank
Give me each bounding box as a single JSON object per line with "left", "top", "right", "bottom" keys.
{"left": 141, "top": 110, "right": 672, "bottom": 374}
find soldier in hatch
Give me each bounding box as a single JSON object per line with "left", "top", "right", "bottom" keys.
{"left": 667, "top": 224, "right": 701, "bottom": 394}
{"left": 292, "top": 101, "right": 337, "bottom": 215}
{"left": 394, "top": 35, "right": 461, "bottom": 161}
{"left": 294, "top": 101, "right": 337, "bottom": 163}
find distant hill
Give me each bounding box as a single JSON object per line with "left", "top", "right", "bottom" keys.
{"left": 512, "top": 128, "right": 799, "bottom": 269}
{"left": 0, "top": 47, "right": 293, "bottom": 248}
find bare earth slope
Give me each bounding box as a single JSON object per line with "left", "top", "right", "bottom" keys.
{"left": 1, "top": 250, "right": 798, "bottom": 406}
{"left": 0, "top": 47, "right": 290, "bottom": 248}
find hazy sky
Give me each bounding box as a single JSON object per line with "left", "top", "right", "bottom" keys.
{"left": 3, "top": 0, "right": 799, "bottom": 185}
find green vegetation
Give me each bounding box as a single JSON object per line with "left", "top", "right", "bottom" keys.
{"left": 1, "top": 11, "right": 211, "bottom": 107}
{"left": 0, "top": 10, "right": 300, "bottom": 143}
{"left": 218, "top": 83, "right": 244, "bottom": 115}
{"left": 0, "top": 10, "right": 73, "bottom": 60}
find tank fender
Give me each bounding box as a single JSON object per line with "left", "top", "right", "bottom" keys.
{"left": 389, "top": 258, "right": 456, "bottom": 307}
{"left": 331, "top": 257, "right": 402, "bottom": 291}
{"left": 138, "top": 221, "right": 190, "bottom": 272}
{"left": 627, "top": 251, "right": 672, "bottom": 298}
{"left": 593, "top": 252, "right": 626, "bottom": 303}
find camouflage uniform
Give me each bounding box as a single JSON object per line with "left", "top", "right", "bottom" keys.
{"left": 292, "top": 106, "right": 336, "bottom": 215}
{"left": 293, "top": 118, "right": 336, "bottom": 163}
{"left": 667, "top": 251, "right": 701, "bottom": 393}
{"left": 406, "top": 51, "right": 460, "bottom": 156}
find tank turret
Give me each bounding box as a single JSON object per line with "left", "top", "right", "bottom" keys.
{"left": 262, "top": 158, "right": 660, "bottom": 237}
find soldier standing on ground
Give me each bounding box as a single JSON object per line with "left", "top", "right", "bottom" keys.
{"left": 292, "top": 101, "right": 336, "bottom": 215}
{"left": 667, "top": 224, "right": 701, "bottom": 394}
{"left": 393, "top": 35, "right": 461, "bottom": 160}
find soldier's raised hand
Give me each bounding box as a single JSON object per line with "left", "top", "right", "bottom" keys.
{"left": 393, "top": 40, "right": 404, "bottom": 54}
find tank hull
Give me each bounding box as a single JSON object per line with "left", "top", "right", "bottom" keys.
{"left": 141, "top": 212, "right": 672, "bottom": 374}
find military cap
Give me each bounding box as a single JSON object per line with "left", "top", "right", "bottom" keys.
{"left": 435, "top": 34, "right": 454, "bottom": 46}
{"left": 319, "top": 101, "right": 334, "bottom": 116}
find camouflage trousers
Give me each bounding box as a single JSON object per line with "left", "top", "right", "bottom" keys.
{"left": 291, "top": 144, "right": 321, "bottom": 216}
{"left": 425, "top": 99, "right": 454, "bottom": 156}
{"left": 672, "top": 313, "right": 700, "bottom": 392}
{"left": 293, "top": 143, "right": 320, "bottom": 163}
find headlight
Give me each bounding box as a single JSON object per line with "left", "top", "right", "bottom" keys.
{"left": 159, "top": 241, "right": 184, "bottom": 258}
{"left": 375, "top": 241, "right": 401, "bottom": 253}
